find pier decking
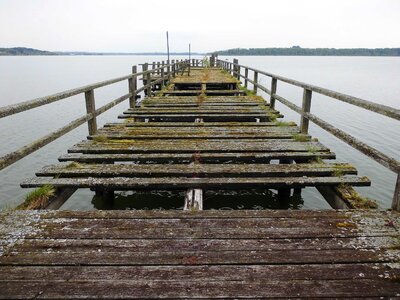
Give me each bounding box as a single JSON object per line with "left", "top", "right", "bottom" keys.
{"left": 1, "top": 60, "right": 399, "bottom": 298}
{"left": 1, "top": 209, "right": 399, "bottom": 298}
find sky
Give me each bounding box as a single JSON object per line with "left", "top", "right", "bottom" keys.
{"left": 0, "top": 0, "right": 399, "bottom": 53}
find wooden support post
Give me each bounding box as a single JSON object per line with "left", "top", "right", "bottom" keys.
{"left": 157, "top": 62, "right": 160, "bottom": 74}
{"left": 392, "top": 172, "right": 400, "bottom": 211}
{"left": 142, "top": 63, "right": 149, "bottom": 97}
{"left": 317, "top": 186, "right": 352, "bottom": 209}
{"left": 128, "top": 65, "right": 137, "bottom": 108}
{"left": 233, "top": 59, "right": 240, "bottom": 80}
{"left": 161, "top": 67, "right": 165, "bottom": 88}
{"left": 44, "top": 188, "right": 77, "bottom": 210}
{"left": 300, "top": 88, "right": 312, "bottom": 134}
{"left": 172, "top": 59, "right": 175, "bottom": 77}
{"left": 184, "top": 189, "right": 203, "bottom": 211}
{"left": 84, "top": 89, "right": 97, "bottom": 135}
{"left": 277, "top": 159, "right": 293, "bottom": 207}
{"left": 253, "top": 71, "right": 258, "bottom": 94}
{"left": 244, "top": 68, "right": 249, "bottom": 88}
{"left": 270, "top": 77, "right": 277, "bottom": 109}
{"left": 152, "top": 61, "right": 155, "bottom": 71}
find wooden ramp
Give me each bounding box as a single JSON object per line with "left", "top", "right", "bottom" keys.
{"left": 1, "top": 210, "right": 399, "bottom": 298}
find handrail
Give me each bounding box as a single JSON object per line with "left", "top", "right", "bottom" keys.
{"left": 0, "top": 60, "right": 191, "bottom": 119}
{"left": 217, "top": 58, "right": 400, "bottom": 210}
{"left": 0, "top": 59, "right": 195, "bottom": 172}
{"left": 227, "top": 60, "right": 400, "bottom": 121}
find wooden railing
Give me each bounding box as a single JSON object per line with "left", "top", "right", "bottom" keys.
{"left": 0, "top": 59, "right": 203, "bottom": 172}
{"left": 216, "top": 57, "right": 400, "bottom": 211}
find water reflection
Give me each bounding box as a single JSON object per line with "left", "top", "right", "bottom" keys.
{"left": 91, "top": 189, "right": 304, "bottom": 210}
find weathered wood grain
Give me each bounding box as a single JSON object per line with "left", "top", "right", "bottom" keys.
{"left": 1, "top": 209, "right": 399, "bottom": 298}
{"left": 68, "top": 139, "right": 329, "bottom": 153}
{"left": 20, "top": 175, "right": 371, "bottom": 190}
{"left": 36, "top": 163, "right": 357, "bottom": 178}
{"left": 58, "top": 151, "right": 336, "bottom": 163}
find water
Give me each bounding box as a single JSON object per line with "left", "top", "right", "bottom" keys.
{"left": 0, "top": 55, "right": 399, "bottom": 210}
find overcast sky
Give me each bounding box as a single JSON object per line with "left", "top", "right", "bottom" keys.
{"left": 0, "top": 0, "right": 399, "bottom": 52}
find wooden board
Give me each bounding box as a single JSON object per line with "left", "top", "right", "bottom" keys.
{"left": 0, "top": 210, "right": 399, "bottom": 298}
{"left": 36, "top": 163, "right": 357, "bottom": 178}
{"left": 20, "top": 175, "right": 371, "bottom": 190}
{"left": 68, "top": 139, "right": 329, "bottom": 153}
{"left": 58, "top": 151, "right": 336, "bottom": 163}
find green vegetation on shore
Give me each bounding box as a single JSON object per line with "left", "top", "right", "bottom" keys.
{"left": 216, "top": 46, "right": 400, "bottom": 56}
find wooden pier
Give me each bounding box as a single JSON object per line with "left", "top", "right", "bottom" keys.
{"left": 0, "top": 58, "right": 399, "bottom": 298}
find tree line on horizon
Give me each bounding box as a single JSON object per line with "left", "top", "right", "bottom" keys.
{"left": 215, "top": 46, "right": 400, "bottom": 56}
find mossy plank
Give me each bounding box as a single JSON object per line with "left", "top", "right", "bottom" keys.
{"left": 68, "top": 139, "right": 329, "bottom": 154}
{"left": 21, "top": 176, "right": 371, "bottom": 190}
{"left": 105, "top": 122, "right": 295, "bottom": 127}
{"left": 36, "top": 163, "right": 357, "bottom": 178}
{"left": 58, "top": 151, "right": 336, "bottom": 163}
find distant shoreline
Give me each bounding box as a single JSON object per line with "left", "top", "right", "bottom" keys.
{"left": 1, "top": 46, "right": 400, "bottom": 56}
{"left": 216, "top": 46, "right": 400, "bottom": 56}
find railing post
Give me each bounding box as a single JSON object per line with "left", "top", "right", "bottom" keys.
{"left": 244, "top": 68, "right": 249, "bottom": 89}
{"left": 270, "top": 77, "right": 277, "bottom": 109}
{"left": 172, "top": 59, "right": 176, "bottom": 77}
{"left": 161, "top": 66, "right": 165, "bottom": 88}
{"left": 392, "top": 172, "right": 400, "bottom": 211}
{"left": 157, "top": 61, "right": 160, "bottom": 74}
{"left": 300, "top": 88, "right": 312, "bottom": 134}
{"left": 128, "top": 65, "right": 137, "bottom": 108}
{"left": 84, "top": 89, "right": 97, "bottom": 135}
{"left": 253, "top": 71, "right": 258, "bottom": 94}
{"left": 233, "top": 59, "right": 238, "bottom": 79}
{"left": 142, "top": 63, "right": 148, "bottom": 96}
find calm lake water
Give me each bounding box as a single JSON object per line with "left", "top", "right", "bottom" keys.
{"left": 0, "top": 55, "right": 399, "bottom": 210}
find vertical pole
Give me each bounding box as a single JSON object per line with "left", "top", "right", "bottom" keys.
{"left": 128, "top": 65, "right": 137, "bottom": 108}
{"left": 300, "top": 88, "right": 312, "bottom": 134}
{"left": 152, "top": 61, "right": 155, "bottom": 71}
{"left": 244, "top": 68, "right": 249, "bottom": 89}
{"left": 85, "top": 89, "right": 97, "bottom": 135}
{"left": 157, "top": 62, "right": 160, "bottom": 75}
{"left": 233, "top": 58, "right": 238, "bottom": 78}
{"left": 142, "top": 63, "right": 148, "bottom": 97}
{"left": 270, "top": 78, "right": 277, "bottom": 109}
{"left": 188, "top": 43, "right": 191, "bottom": 76}
{"left": 253, "top": 71, "right": 258, "bottom": 94}
{"left": 161, "top": 61, "right": 165, "bottom": 84}
{"left": 161, "top": 66, "right": 165, "bottom": 88}
{"left": 172, "top": 59, "right": 176, "bottom": 77}
{"left": 392, "top": 172, "right": 400, "bottom": 211}
{"left": 166, "top": 31, "right": 170, "bottom": 66}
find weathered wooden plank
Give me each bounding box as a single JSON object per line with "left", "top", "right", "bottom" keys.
{"left": 25, "top": 209, "right": 397, "bottom": 220}
{"left": 20, "top": 176, "right": 371, "bottom": 190}
{"left": 68, "top": 140, "right": 329, "bottom": 154}
{"left": 142, "top": 102, "right": 260, "bottom": 107}
{"left": 1, "top": 263, "right": 399, "bottom": 282}
{"left": 36, "top": 163, "right": 357, "bottom": 178}
{"left": 1, "top": 248, "right": 399, "bottom": 266}
{"left": 128, "top": 107, "right": 269, "bottom": 113}
{"left": 92, "top": 125, "right": 301, "bottom": 140}
{"left": 5, "top": 236, "right": 399, "bottom": 253}
{"left": 58, "top": 151, "right": 336, "bottom": 163}
{"left": 118, "top": 113, "right": 275, "bottom": 120}
{"left": 105, "top": 121, "right": 295, "bottom": 127}
{"left": 97, "top": 125, "right": 299, "bottom": 134}
{"left": 1, "top": 279, "right": 399, "bottom": 299}
{"left": 162, "top": 90, "right": 246, "bottom": 96}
